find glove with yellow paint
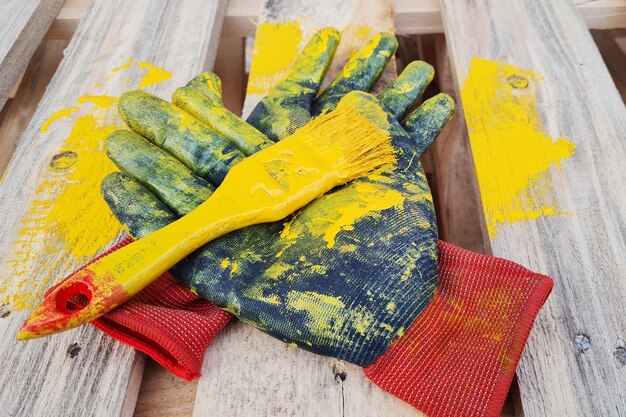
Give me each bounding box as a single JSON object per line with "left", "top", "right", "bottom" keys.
{"left": 98, "top": 29, "right": 553, "bottom": 417}
{"left": 101, "top": 29, "right": 450, "bottom": 366}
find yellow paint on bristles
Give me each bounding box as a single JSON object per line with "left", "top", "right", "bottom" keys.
{"left": 19, "top": 96, "right": 395, "bottom": 338}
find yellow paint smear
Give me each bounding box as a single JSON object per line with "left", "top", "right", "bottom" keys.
{"left": 246, "top": 22, "right": 384, "bottom": 97}
{"left": 323, "top": 182, "right": 403, "bottom": 248}
{"left": 247, "top": 21, "right": 303, "bottom": 95}
{"left": 7, "top": 106, "right": 122, "bottom": 310}
{"left": 460, "top": 58, "right": 576, "bottom": 237}
{"left": 1, "top": 60, "right": 173, "bottom": 310}
{"left": 277, "top": 178, "right": 405, "bottom": 255}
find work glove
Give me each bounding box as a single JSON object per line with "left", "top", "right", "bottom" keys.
{"left": 101, "top": 28, "right": 445, "bottom": 365}
{"left": 88, "top": 29, "right": 409, "bottom": 376}
{"left": 91, "top": 29, "right": 552, "bottom": 417}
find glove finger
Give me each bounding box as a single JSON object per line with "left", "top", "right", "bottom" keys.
{"left": 280, "top": 27, "right": 341, "bottom": 103}
{"left": 378, "top": 61, "right": 434, "bottom": 121}
{"left": 101, "top": 172, "right": 178, "bottom": 239}
{"left": 312, "top": 32, "right": 398, "bottom": 116}
{"left": 106, "top": 130, "right": 213, "bottom": 216}
{"left": 118, "top": 90, "right": 244, "bottom": 185}
{"left": 172, "top": 73, "right": 272, "bottom": 156}
{"left": 402, "top": 93, "right": 455, "bottom": 157}
{"left": 246, "top": 28, "right": 341, "bottom": 142}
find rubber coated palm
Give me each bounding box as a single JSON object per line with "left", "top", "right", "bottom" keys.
{"left": 101, "top": 30, "right": 454, "bottom": 366}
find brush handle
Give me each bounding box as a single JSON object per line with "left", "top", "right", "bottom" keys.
{"left": 17, "top": 191, "right": 261, "bottom": 339}
{"left": 86, "top": 192, "right": 255, "bottom": 298}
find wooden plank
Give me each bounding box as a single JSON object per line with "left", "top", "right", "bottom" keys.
{"left": 193, "top": 1, "right": 421, "bottom": 416}
{"left": 0, "top": 1, "right": 227, "bottom": 416}
{"left": 439, "top": 0, "right": 626, "bottom": 416}
{"left": 46, "top": 0, "right": 626, "bottom": 40}
{"left": 0, "top": 0, "right": 64, "bottom": 112}
{"left": 0, "top": 39, "right": 69, "bottom": 176}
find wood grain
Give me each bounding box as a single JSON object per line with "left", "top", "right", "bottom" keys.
{"left": 46, "top": 0, "right": 626, "bottom": 40}
{"left": 0, "top": 39, "right": 68, "bottom": 176}
{"left": 0, "top": 0, "right": 63, "bottom": 112}
{"left": 0, "top": 1, "right": 227, "bottom": 416}
{"left": 440, "top": 0, "right": 626, "bottom": 415}
{"left": 193, "top": 1, "right": 423, "bottom": 416}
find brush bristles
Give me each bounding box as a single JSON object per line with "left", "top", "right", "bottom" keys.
{"left": 293, "top": 107, "right": 396, "bottom": 181}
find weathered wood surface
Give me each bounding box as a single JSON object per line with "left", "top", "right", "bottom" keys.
{"left": 0, "top": 1, "right": 227, "bottom": 416}
{"left": 440, "top": 0, "right": 626, "bottom": 415}
{"left": 0, "top": 39, "right": 68, "bottom": 176}
{"left": 193, "top": 1, "right": 420, "bottom": 416}
{"left": 45, "top": 0, "right": 626, "bottom": 41}
{"left": 0, "top": 0, "right": 64, "bottom": 112}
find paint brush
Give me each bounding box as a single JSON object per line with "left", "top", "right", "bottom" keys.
{"left": 18, "top": 104, "right": 395, "bottom": 339}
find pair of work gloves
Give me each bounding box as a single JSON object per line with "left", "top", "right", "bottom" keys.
{"left": 85, "top": 29, "right": 553, "bottom": 417}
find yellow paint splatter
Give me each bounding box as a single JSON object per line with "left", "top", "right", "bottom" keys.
{"left": 40, "top": 107, "right": 80, "bottom": 133}
{"left": 77, "top": 95, "right": 119, "bottom": 108}
{"left": 112, "top": 58, "right": 133, "bottom": 72}
{"left": 339, "top": 25, "right": 375, "bottom": 57}
{"left": 460, "top": 58, "right": 576, "bottom": 237}
{"left": 138, "top": 61, "right": 173, "bottom": 89}
{"left": 1, "top": 60, "right": 173, "bottom": 310}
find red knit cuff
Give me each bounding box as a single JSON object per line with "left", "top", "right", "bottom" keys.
{"left": 92, "top": 271, "right": 232, "bottom": 381}
{"left": 364, "top": 241, "right": 553, "bottom": 417}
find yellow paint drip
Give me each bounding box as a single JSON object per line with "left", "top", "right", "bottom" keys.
{"left": 1, "top": 60, "right": 174, "bottom": 311}
{"left": 460, "top": 58, "right": 576, "bottom": 237}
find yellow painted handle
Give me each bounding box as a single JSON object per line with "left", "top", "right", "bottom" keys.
{"left": 88, "top": 193, "right": 251, "bottom": 297}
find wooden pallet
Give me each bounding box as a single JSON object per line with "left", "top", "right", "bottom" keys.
{"left": 0, "top": 1, "right": 624, "bottom": 416}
